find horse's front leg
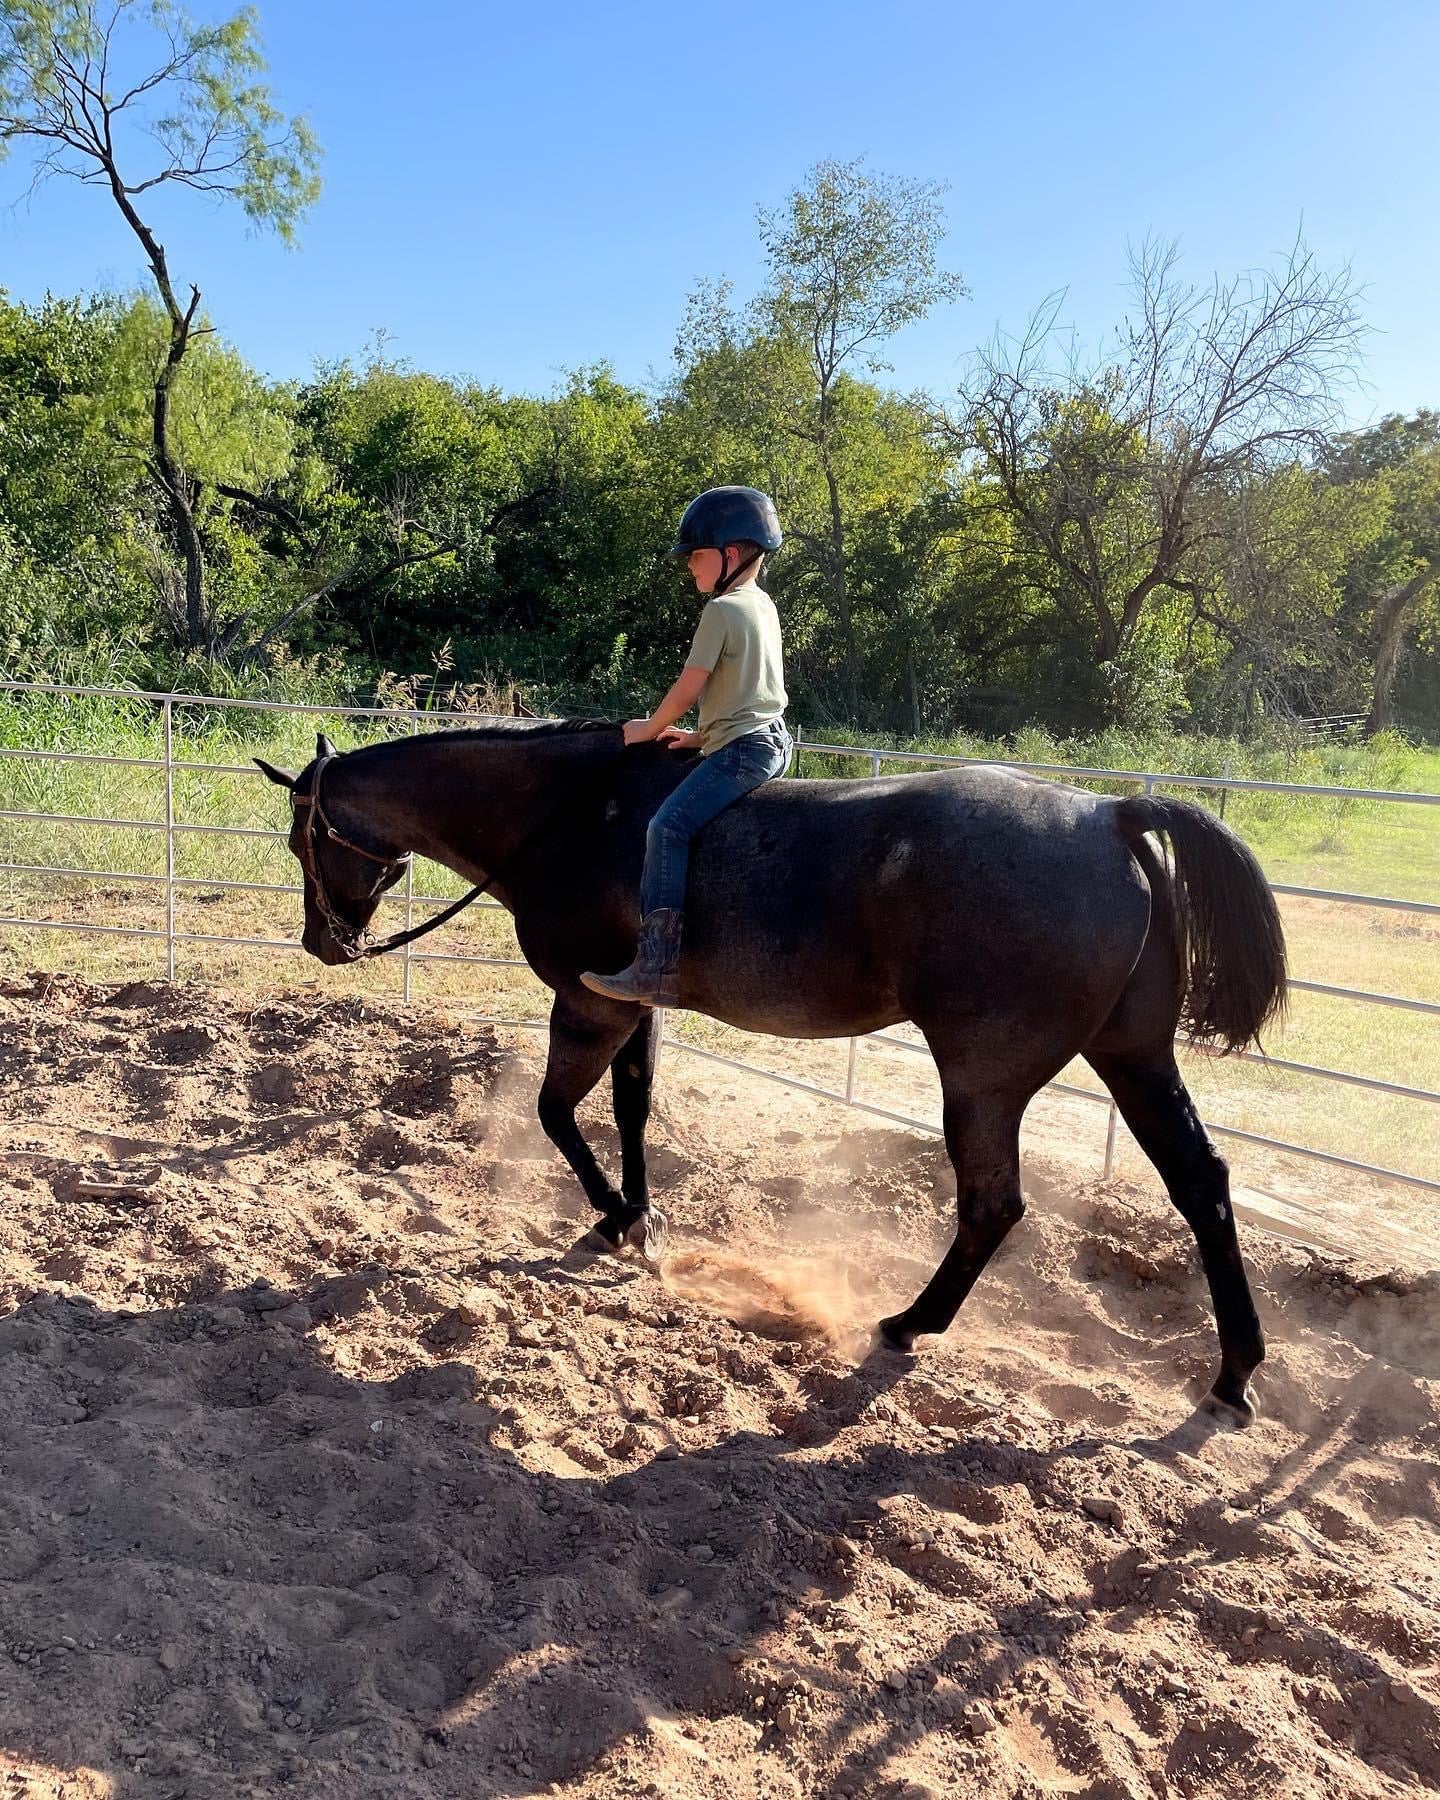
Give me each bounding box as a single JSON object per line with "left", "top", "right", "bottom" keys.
{"left": 535, "top": 994, "right": 649, "bottom": 1255}
{"left": 609, "top": 1010, "right": 669, "bottom": 1264}
{"left": 537, "top": 994, "right": 631, "bottom": 1225}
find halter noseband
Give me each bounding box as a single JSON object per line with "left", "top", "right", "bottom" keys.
{"left": 290, "top": 754, "right": 413, "bottom": 962}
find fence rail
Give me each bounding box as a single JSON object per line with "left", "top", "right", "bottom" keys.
{"left": 1295, "top": 712, "right": 1367, "bottom": 741}
{"left": 0, "top": 678, "right": 1436, "bottom": 1199}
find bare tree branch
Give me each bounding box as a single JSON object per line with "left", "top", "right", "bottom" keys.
{"left": 946, "top": 236, "right": 1367, "bottom": 668}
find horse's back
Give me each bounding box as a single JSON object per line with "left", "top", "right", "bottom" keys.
{"left": 680, "top": 765, "right": 1155, "bottom": 1041}
{"left": 702, "top": 764, "right": 1136, "bottom": 905}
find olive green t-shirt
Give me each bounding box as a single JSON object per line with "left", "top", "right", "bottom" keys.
{"left": 685, "top": 580, "right": 788, "bottom": 756}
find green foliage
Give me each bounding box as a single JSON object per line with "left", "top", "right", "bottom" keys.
{"left": 1, "top": 0, "right": 321, "bottom": 659}
{"left": 98, "top": 295, "right": 295, "bottom": 490}
{"left": 1325, "top": 413, "right": 1440, "bottom": 727}
{"left": 0, "top": 1, "right": 320, "bottom": 237}
{"left": 952, "top": 236, "right": 1368, "bottom": 719}
{"left": 0, "top": 99, "right": 1437, "bottom": 740}
{"left": 756, "top": 158, "right": 967, "bottom": 371}
{"left": 0, "top": 289, "right": 132, "bottom": 560}
{"left": 663, "top": 162, "right": 964, "bottom": 725}
{"left": 2, "top": 253, "right": 1437, "bottom": 741}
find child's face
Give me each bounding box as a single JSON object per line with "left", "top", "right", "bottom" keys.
{"left": 687, "top": 548, "right": 724, "bottom": 594}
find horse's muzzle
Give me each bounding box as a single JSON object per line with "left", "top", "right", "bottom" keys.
{"left": 305, "top": 922, "right": 362, "bottom": 967}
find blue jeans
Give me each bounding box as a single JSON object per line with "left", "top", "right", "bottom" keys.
{"left": 640, "top": 720, "right": 793, "bottom": 917}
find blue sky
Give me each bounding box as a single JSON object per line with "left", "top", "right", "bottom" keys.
{"left": 2, "top": 0, "right": 1437, "bottom": 423}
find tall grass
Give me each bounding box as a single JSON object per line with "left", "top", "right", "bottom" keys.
{"left": 3, "top": 677, "right": 1435, "bottom": 903}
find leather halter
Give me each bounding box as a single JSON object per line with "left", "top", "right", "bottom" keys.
{"left": 288, "top": 734, "right": 629, "bottom": 965}
{"left": 290, "top": 754, "right": 485, "bottom": 963}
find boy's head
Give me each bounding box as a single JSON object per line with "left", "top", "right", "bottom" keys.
{"left": 670, "top": 487, "right": 782, "bottom": 597}
{"left": 686, "top": 539, "right": 764, "bottom": 596}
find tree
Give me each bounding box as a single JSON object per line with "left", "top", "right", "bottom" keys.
{"left": 0, "top": 286, "right": 135, "bottom": 565}
{"left": 1184, "top": 462, "right": 1383, "bottom": 731}
{"left": 845, "top": 490, "right": 960, "bottom": 734}
{"left": 947, "top": 237, "right": 1366, "bottom": 708}
{"left": 1324, "top": 412, "right": 1440, "bottom": 732}
{"left": 755, "top": 159, "right": 965, "bottom": 713}
{"left": 275, "top": 353, "right": 520, "bottom": 673}
{"left": 289, "top": 357, "right": 674, "bottom": 705}
{"left": 88, "top": 292, "right": 301, "bottom": 647}
{"left": 0, "top": 286, "right": 152, "bottom": 662}
{"left": 662, "top": 306, "right": 954, "bottom": 724}
{"left": 0, "top": 0, "right": 320, "bottom": 655}
{"left": 663, "top": 165, "right": 964, "bottom": 727}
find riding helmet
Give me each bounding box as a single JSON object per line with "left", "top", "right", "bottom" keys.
{"left": 669, "top": 487, "right": 783, "bottom": 557}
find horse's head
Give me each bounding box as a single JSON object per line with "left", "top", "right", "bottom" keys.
{"left": 255, "top": 733, "right": 411, "bottom": 966}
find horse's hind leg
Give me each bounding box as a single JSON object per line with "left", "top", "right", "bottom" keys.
{"left": 609, "top": 1010, "right": 668, "bottom": 1263}
{"left": 1086, "top": 1048, "right": 1264, "bottom": 1425}
{"left": 879, "top": 1080, "right": 1026, "bottom": 1353}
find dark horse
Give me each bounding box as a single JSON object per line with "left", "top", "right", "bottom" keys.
{"left": 256, "top": 721, "right": 1287, "bottom": 1425}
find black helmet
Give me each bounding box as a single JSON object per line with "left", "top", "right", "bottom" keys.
{"left": 669, "top": 486, "right": 783, "bottom": 558}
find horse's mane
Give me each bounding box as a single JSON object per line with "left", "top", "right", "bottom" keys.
{"left": 344, "top": 717, "right": 619, "bottom": 764}
{"left": 418, "top": 716, "right": 616, "bottom": 741}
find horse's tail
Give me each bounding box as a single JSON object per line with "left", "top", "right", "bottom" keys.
{"left": 1116, "top": 794, "right": 1288, "bottom": 1053}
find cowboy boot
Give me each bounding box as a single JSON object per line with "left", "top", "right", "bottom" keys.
{"left": 581, "top": 909, "right": 683, "bottom": 1007}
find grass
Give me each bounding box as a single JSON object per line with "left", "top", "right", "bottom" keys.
{"left": 0, "top": 684, "right": 1435, "bottom": 1192}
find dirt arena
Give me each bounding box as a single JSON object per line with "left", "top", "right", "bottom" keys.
{"left": 0, "top": 972, "right": 1435, "bottom": 1799}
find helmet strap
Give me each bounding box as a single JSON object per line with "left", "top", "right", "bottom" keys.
{"left": 712, "top": 547, "right": 761, "bottom": 598}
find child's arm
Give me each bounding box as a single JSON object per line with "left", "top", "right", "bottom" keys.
{"left": 623, "top": 664, "right": 709, "bottom": 746}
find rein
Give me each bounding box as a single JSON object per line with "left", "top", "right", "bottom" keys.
{"left": 291, "top": 743, "right": 623, "bottom": 963}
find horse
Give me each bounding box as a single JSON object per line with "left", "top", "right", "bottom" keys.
{"left": 256, "top": 720, "right": 1287, "bottom": 1425}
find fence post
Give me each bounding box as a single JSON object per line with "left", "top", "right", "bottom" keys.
{"left": 870, "top": 752, "right": 883, "bottom": 778}
{"left": 791, "top": 720, "right": 802, "bottom": 776}
{"left": 845, "top": 1035, "right": 859, "bottom": 1103}
{"left": 402, "top": 712, "right": 419, "bottom": 1003}
{"left": 1218, "top": 758, "right": 1231, "bottom": 820}
{"left": 163, "top": 695, "right": 176, "bottom": 983}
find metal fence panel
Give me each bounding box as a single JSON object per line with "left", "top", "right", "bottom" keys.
{"left": 0, "top": 677, "right": 1434, "bottom": 1199}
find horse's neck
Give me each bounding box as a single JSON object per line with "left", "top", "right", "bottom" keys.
{"left": 338, "top": 730, "right": 616, "bottom": 887}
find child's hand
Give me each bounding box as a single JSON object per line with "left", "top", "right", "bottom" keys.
{"left": 622, "top": 719, "right": 656, "bottom": 746}
{"left": 658, "top": 727, "right": 702, "bottom": 750}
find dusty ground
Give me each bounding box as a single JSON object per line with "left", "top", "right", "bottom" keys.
{"left": 0, "top": 973, "right": 1435, "bottom": 1800}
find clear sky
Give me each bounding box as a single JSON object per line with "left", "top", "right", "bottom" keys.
{"left": 2, "top": 0, "right": 1437, "bottom": 423}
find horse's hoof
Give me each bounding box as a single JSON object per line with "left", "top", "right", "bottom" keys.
{"left": 588, "top": 1208, "right": 626, "bottom": 1255}
{"left": 1201, "top": 1382, "right": 1258, "bottom": 1428}
{"left": 877, "top": 1313, "right": 919, "bottom": 1355}
{"left": 625, "top": 1207, "right": 669, "bottom": 1267}
{"left": 587, "top": 1223, "right": 626, "bottom": 1256}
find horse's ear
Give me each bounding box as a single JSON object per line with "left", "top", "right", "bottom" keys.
{"left": 253, "top": 757, "right": 297, "bottom": 790}
{"left": 316, "top": 731, "right": 338, "bottom": 760}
